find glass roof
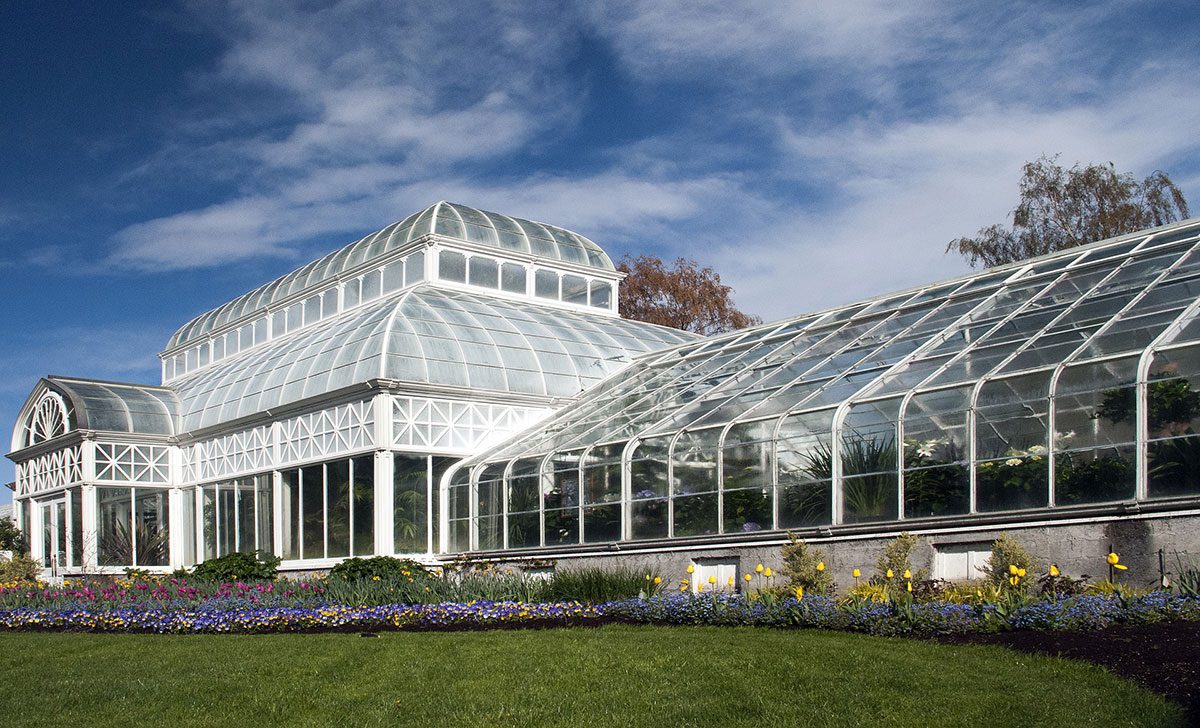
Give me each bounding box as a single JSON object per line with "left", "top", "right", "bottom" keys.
{"left": 171, "top": 285, "right": 695, "bottom": 432}
{"left": 166, "top": 201, "right": 615, "bottom": 351}
{"left": 460, "top": 217, "right": 1200, "bottom": 473}
{"left": 46, "top": 377, "right": 181, "bottom": 437}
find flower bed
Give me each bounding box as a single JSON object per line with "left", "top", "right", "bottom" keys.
{"left": 2, "top": 581, "right": 1200, "bottom": 635}
{"left": 0, "top": 600, "right": 603, "bottom": 634}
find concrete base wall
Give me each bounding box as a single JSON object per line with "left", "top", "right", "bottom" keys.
{"left": 479, "top": 511, "right": 1200, "bottom": 589}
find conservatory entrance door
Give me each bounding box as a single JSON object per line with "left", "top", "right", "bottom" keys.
{"left": 37, "top": 499, "right": 68, "bottom": 577}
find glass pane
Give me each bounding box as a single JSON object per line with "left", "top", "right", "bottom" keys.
{"left": 70, "top": 488, "right": 82, "bottom": 567}
{"left": 501, "top": 263, "right": 526, "bottom": 294}
{"left": 281, "top": 469, "right": 300, "bottom": 560}
{"left": 630, "top": 498, "right": 667, "bottom": 540}
{"left": 562, "top": 275, "right": 588, "bottom": 304}
{"left": 202, "top": 486, "right": 216, "bottom": 561}
{"left": 590, "top": 280, "right": 612, "bottom": 309}
{"left": 325, "top": 460, "right": 351, "bottom": 559}
{"left": 468, "top": 257, "right": 499, "bottom": 288}
{"left": 405, "top": 250, "right": 426, "bottom": 285}
{"left": 394, "top": 455, "right": 428, "bottom": 553}
{"left": 135, "top": 488, "right": 169, "bottom": 567}
{"left": 535, "top": 269, "right": 558, "bottom": 299}
{"left": 583, "top": 504, "right": 621, "bottom": 543}
{"left": 352, "top": 456, "right": 374, "bottom": 556}
{"left": 302, "top": 465, "right": 324, "bottom": 559}
{"left": 431, "top": 457, "right": 456, "bottom": 553}
{"left": 218, "top": 484, "right": 235, "bottom": 556}
{"left": 723, "top": 487, "right": 771, "bottom": 533}
{"left": 673, "top": 492, "right": 717, "bottom": 537}
{"left": 439, "top": 250, "right": 466, "bottom": 283}
{"left": 382, "top": 260, "right": 405, "bottom": 293}
{"left": 256, "top": 476, "right": 274, "bottom": 555}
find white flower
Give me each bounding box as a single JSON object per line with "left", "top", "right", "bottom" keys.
{"left": 1005, "top": 458, "right": 1024, "bottom": 467}
{"left": 1054, "top": 430, "right": 1076, "bottom": 445}
{"left": 915, "top": 438, "right": 946, "bottom": 459}
{"left": 1027, "top": 445, "right": 1047, "bottom": 456}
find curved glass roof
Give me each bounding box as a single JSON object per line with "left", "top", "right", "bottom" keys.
{"left": 171, "top": 285, "right": 695, "bottom": 432}
{"left": 46, "top": 377, "right": 181, "bottom": 437}
{"left": 167, "top": 201, "right": 615, "bottom": 351}
{"left": 446, "top": 217, "right": 1200, "bottom": 552}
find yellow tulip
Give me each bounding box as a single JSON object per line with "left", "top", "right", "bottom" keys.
{"left": 756, "top": 564, "right": 764, "bottom": 573}
{"left": 653, "top": 576, "right": 662, "bottom": 585}
{"left": 687, "top": 565, "right": 695, "bottom": 574}
{"left": 764, "top": 568, "right": 773, "bottom": 578}
{"left": 1009, "top": 576, "right": 1019, "bottom": 586}
{"left": 852, "top": 568, "right": 861, "bottom": 579}
{"left": 1049, "top": 564, "right": 1060, "bottom": 577}
{"left": 902, "top": 569, "right": 911, "bottom": 580}
{"left": 727, "top": 576, "right": 735, "bottom": 587}
{"left": 794, "top": 585, "right": 804, "bottom": 600}
{"left": 816, "top": 561, "right": 825, "bottom": 572}
{"left": 744, "top": 574, "right": 752, "bottom": 583}
{"left": 1009, "top": 564, "right": 1019, "bottom": 576}
{"left": 886, "top": 569, "right": 894, "bottom": 579}
{"left": 1017, "top": 568, "right": 1026, "bottom": 578}
{"left": 1114, "top": 564, "right": 1128, "bottom": 571}
{"left": 906, "top": 580, "right": 912, "bottom": 593}
{"left": 1107, "top": 552, "right": 1120, "bottom": 566}
{"left": 708, "top": 575, "right": 717, "bottom": 584}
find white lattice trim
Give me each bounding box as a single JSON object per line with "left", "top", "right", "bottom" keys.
{"left": 15, "top": 445, "right": 82, "bottom": 496}
{"left": 392, "top": 396, "right": 548, "bottom": 453}
{"left": 278, "top": 400, "right": 375, "bottom": 465}
{"left": 183, "top": 424, "right": 272, "bottom": 483}
{"left": 94, "top": 442, "right": 172, "bottom": 484}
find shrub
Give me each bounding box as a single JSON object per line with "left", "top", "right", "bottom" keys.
{"left": 190, "top": 551, "right": 279, "bottom": 582}
{"left": 543, "top": 567, "right": 652, "bottom": 603}
{"left": 981, "top": 533, "right": 1036, "bottom": 590}
{"left": 874, "top": 532, "right": 928, "bottom": 585}
{"left": 328, "top": 556, "right": 431, "bottom": 582}
{"left": 0, "top": 517, "right": 27, "bottom": 556}
{"left": 780, "top": 534, "right": 834, "bottom": 595}
{"left": 0, "top": 556, "right": 39, "bottom": 584}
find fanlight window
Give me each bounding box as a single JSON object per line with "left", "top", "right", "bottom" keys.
{"left": 25, "top": 392, "right": 70, "bottom": 447}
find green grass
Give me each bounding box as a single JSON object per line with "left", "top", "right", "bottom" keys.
{"left": 0, "top": 626, "right": 1181, "bottom": 727}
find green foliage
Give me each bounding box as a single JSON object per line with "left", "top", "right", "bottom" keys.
{"left": 543, "top": 566, "right": 653, "bottom": 603}
{"left": 874, "top": 532, "right": 928, "bottom": 585}
{"left": 779, "top": 534, "right": 833, "bottom": 595}
{"left": 0, "top": 518, "right": 28, "bottom": 556}
{"left": 1173, "top": 555, "right": 1200, "bottom": 597}
{"left": 190, "top": 551, "right": 280, "bottom": 582}
{"left": 327, "top": 556, "right": 431, "bottom": 582}
{"left": 982, "top": 533, "right": 1037, "bottom": 590}
{"left": 0, "top": 556, "right": 39, "bottom": 584}
{"left": 1097, "top": 376, "right": 1200, "bottom": 431}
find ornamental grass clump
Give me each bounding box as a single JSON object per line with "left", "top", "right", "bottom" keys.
{"left": 542, "top": 566, "right": 652, "bottom": 603}
{"left": 780, "top": 535, "right": 833, "bottom": 596}
{"left": 981, "top": 533, "right": 1036, "bottom": 592}
{"left": 873, "top": 533, "right": 927, "bottom": 597}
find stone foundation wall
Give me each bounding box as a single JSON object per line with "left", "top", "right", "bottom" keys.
{"left": 481, "top": 512, "right": 1200, "bottom": 589}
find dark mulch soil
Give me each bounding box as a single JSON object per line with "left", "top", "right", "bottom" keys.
{"left": 938, "top": 621, "right": 1200, "bottom": 721}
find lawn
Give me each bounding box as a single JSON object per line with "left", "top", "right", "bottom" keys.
{"left": 0, "top": 625, "right": 1181, "bottom": 727}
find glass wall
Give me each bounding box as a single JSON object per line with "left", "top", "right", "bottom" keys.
{"left": 279, "top": 457, "right": 373, "bottom": 561}
{"left": 97, "top": 487, "right": 169, "bottom": 567}
{"left": 394, "top": 454, "right": 457, "bottom": 554}
{"left": 198, "top": 475, "right": 273, "bottom": 560}
{"left": 449, "top": 221, "right": 1200, "bottom": 552}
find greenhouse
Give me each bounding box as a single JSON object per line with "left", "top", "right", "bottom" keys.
{"left": 9, "top": 200, "right": 1200, "bottom": 579}
{"left": 444, "top": 215, "right": 1200, "bottom": 570}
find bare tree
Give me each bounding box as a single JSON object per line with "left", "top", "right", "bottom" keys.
{"left": 617, "top": 255, "right": 761, "bottom": 335}
{"left": 948, "top": 155, "right": 1190, "bottom": 268}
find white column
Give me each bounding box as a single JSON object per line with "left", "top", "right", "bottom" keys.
{"left": 81, "top": 485, "right": 97, "bottom": 571}
{"left": 167, "top": 487, "right": 185, "bottom": 570}
{"left": 374, "top": 450, "right": 394, "bottom": 556}
{"left": 373, "top": 392, "right": 394, "bottom": 556}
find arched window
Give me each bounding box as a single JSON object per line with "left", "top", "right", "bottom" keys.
{"left": 24, "top": 391, "right": 70, "bottom": 447}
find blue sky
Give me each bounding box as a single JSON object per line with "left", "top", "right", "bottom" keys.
{"left": 3, "top": 1, "right": 1200, "bottom": 498}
